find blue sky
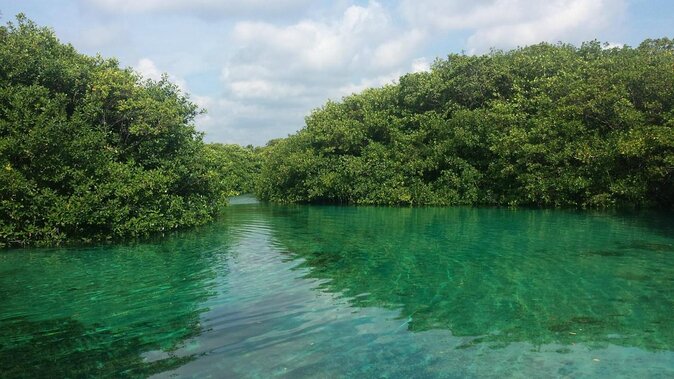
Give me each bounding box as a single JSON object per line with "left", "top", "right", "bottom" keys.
{"left": 1, "top": 0, "right": 672, "bottom": 145}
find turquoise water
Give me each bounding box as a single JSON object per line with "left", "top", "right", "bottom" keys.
{"left": 1, "top": 196, "right": 673, "bottom": 378}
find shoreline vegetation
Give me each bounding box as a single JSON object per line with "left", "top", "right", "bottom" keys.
{"left": 258, "top": 38, "right": 673, "bottom": 208}
{"left": 1, "top": 15, "right": 672, "bottom": 247}
{"left": 0, "top": 16, "right": 260, "bottom": 247}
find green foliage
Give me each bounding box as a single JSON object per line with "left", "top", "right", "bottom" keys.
{"left": 258, "top": 40, "right": 674, "bottom": 209}
{"left": 0, "top": 15, "right": 234, "bottom": 246}
{"left": 202, "top": 143, "right": 262, "bottom": 196}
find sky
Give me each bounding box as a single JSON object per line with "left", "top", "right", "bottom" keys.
{"left": 0, "top": 1, "right": 672, "bottom": 146}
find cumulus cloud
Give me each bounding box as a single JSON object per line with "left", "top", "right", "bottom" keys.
{"left": 603, "top": 41, "right": 625, "bottom": 49}
{"left": 400, "top": 0, "right": 626, "bottom": 51}
{"left": 373, "top": 29, "right": 426, "bottom": 69}
{"left": 226, "top": 1, "right": 429, "bottom": 96}
{"left": 231, "top": 2, "right": 396, "bottom": 72}
{"left": 400, "top": 0, "right": 522, "bottom": 30}
{"left": 133, "top": 58, "right": 188, "bottom": 92}
{"left": 199, "top": 1, "right": 431, "bottom": 144}
{"left": 190, "top": 0, "right": 626, "bottom": 144}
{"left": 229, "top": 80, "right": 306, "bottom": 100}
{"left": 134, "top": 58, "right": 163, "bottom": 81}
{"left": 337, "top": 72, "right": 402, "bottom": 97}
{"left": 411, "top": 57, "right": 431, "bottom": 73}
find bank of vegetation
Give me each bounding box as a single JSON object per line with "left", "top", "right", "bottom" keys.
{"left": 2, "top": 14, "right": 672, "bottom": 247}
{"left": 0, "top": 16, "right": 259, "bottom": 247}
{"left": 257, "top": 39, "right": 673, "bottom": 209}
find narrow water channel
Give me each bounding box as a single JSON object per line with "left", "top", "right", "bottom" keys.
{"left": 1, "top": 196, "right": 673, "bottom": 378}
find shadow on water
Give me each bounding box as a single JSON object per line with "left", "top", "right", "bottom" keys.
{"left": 0, "top": 317, "right": 194, "bottom": 378}
{"left": 0, "top": 218, "right": 244, "bottom": 378}
{"left": 262, "top": 205, "right": 674, "bottom": 351}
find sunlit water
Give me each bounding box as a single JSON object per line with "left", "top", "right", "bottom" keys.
{"left": 1, "top": 195, "right": 673, "bottom": 378}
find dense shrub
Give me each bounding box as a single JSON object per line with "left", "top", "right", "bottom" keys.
{"left": 0, "top": 15, "right": 232, "bottom": 246}
{"left": 202, "top": 143, "right": 262, "bottom": 196}
{"left": 258, "top": 40, "right": 674, "bottom": 209}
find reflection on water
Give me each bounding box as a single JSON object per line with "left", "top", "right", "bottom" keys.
{"left": 1, "top": 195, "right": 673, "bottom": 378}
{"left": 268, "top": 206, "right": 674, "bottom": 351}
{"left": 0, "top": 317, "right": 193, "bottom": 378}
{"left": 0, "top": 226, "right": 228, "bottom": 378}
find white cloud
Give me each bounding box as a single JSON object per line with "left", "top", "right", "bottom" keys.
{"left": 197, "top": 1, "right": 432, "bottom": 144}
{"left": 134, "top": 58, "right": 163, "bottom": 81}
{"left": 411, "top": 57, "right": 430, "bottom": 73}
{"left": 225, "top": 1, "right": 428, "bottom": 95}
{"left": 232, "top": 2, "right": 396, "bottom": 72}
{"left": 202, "top": 0, "right": 625, "bottom": 144}
{"left": 400, "top": 0, "right": 522, "bottom": 30}
{"left": 467, "top": 1, "right": 622, "bottom": 51}
{"left": 229, "top": 80, "right": 305, "bottom": 99}
{"left": 133, "top": 58, "right": 188, "bottom": 92}
{"left": 603, "top": 41, "right": 625, "bottom": 49}
{"left": 399, "top": 0, "right": 626, "bottom": 51}
{"left": 337, "top": 72, "right": 401, "bottom": 97}
{"left": 372, "top": 29, "right": 426, "bottom": 69}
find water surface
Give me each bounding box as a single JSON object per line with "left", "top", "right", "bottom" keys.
{"left": 1, "top": 196, "right": 673, "bottom": 378}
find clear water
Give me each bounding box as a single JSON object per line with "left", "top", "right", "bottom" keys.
{"left": 1, "top": 195, "right": 673, "bottom": 378}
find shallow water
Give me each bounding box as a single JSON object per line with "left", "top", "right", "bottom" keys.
{"left": 1, "top": 195, "right": 673, "bottom": 378}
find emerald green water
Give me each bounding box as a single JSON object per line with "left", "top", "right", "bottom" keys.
{"left": 1, "top": 196, "right": 673, "bottom": 378}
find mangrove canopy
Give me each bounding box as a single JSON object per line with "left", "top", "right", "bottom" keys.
{"left": 257, "top": 39, "right": 674, "bottom": 209}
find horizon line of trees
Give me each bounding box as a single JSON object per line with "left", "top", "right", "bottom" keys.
{"left": 2, "top": 14, "right": 672, "bottom": 247}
